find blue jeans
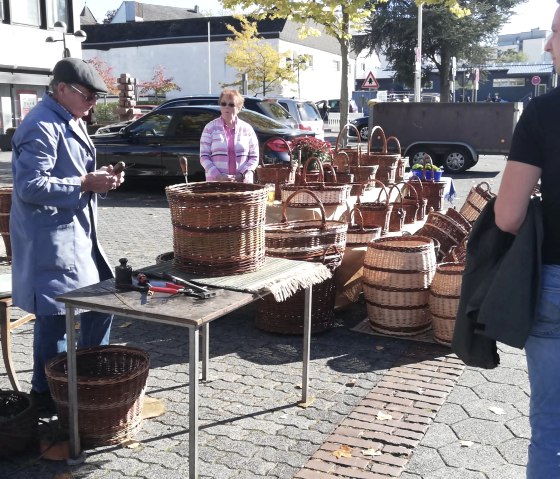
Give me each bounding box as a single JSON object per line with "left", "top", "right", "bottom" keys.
{"left": 32, "top": 311, "right": 113, "bottom": 393}
{"left": 525, "top": 264, "right": 560, "bottom": 479}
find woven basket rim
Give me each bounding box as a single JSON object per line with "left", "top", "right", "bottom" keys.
{"left": 368, "top": 235, "right": 435, "bottom": 252}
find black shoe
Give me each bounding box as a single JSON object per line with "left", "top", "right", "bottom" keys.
{"left": 30, "top": 389, "right": 57, "bottom": 416}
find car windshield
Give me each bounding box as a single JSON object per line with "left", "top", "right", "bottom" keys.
{"left": 238, "top": 110, "right": 286, "bottom": 130}
{"left": 259, "top": 102, "right": 292, "bottom": 122}
{"left": 298, "top": 102, "right": 321, "bottom": 121}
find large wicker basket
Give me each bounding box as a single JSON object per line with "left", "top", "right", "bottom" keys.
{"left": 166, "top": 182, "right": 267, "bottom": 276}
{"left": 360, "top": 126, "right": 400, "bottom": 186}
{"left": 415, "top": 209, "right": 469, "bottom": 260}
{"left": 363, "top": 236, "right": 437, "bottom": 336}
{"left": 265, "top": 189, "right": 347, "bottom": 261}
{"left": 334, "top": 123, "right": 363, "bottom": 165}
{"left": 0, "top": 185, "right": 12, "bottom": 260}
{"left": 459, "top": 181, "right": 496, "bottom": 223}
{"left": 405, "top": 175, "right": 427, "bottom": 221}
{"left": 46, "top": 345, "right": 150, "bottom": 448}
{"left": 333, "top": 150, "right": 379, "bottom": 196}
{"left": 355, "top": 180, "right": 392, "bottom": 235}
{"left": 429, "top": 262, "right": 464, "bottom": 346}
{"left": 0, "top": 390, "right": 38, "bottom": 457}
{"left": 255, "top": 137, "right": 296, "bottom": 201}
{"left": 387, "top": 184, "right": 406, "bottom": 232}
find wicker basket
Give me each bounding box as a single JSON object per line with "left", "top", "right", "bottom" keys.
{"left": 387, "top": 184, "right": 406, "bottom": 232}
{"left": 0, "top": 391, "right": 38, "bottom": 457}
{"left": 281, "top": 157, "right": 352, "bottom": 207}
{"left": 46, "top": 345, "right": 150, "bottom": 448}
{"left": 346, "top": 207, "right": 382, "bottom": 245}
{"left": 445, "top": 207, "right": 472, "bottom": 234}
{"left": 363, "top": 236, "right": 437, "bottom": 336}
{"left": 334, "top": 123, "right": 363, "bottom": 165}
{"left": 355, "top": 180, "right": 393, "bottom": 235}
{"left": 406, "top": 175, "right": 428, "bottom": 221}
{"left": 400, "top": 181, "right": 420, "bottom": 225}
{"left": 0, "top": 185, "right": 12, "bottom": 260}
{"left": 459, "top": 181, "right": 496, "bottom": 223}
{"left": 415, "top": 210, "right": 469, "bottom": 259}
{"left": 442, "top": 237, "right": 468, "bottom": 263}
{"left": 429, "top": 262, "right": 464, "bottom": 346}
{"left": 166, "top": 182, "right": 267, "bottom": 276}
{"left": 333, "top": 151, "right": 378, "bottom": 196}
{"left": 255, "top": 137, "right": 296, "bottom": 201}
{"left": 265, "top": 189, "right": 348, "bottom": 261}
{"left": 360, "top": 126, "right": 400, "bottom": 186}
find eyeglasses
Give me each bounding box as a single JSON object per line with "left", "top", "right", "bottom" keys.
{"left": 220, "top": 102, "right": 236, "bottom": 108}
{"left": 68, "top": 84, "right": 100, "bottom": 102}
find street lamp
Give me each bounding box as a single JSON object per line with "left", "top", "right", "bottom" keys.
{"left": 46, "top": 21, "right": 87, "bottom": 58}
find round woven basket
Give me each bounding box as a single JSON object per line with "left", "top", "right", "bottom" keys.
{"left": 46, "top": 345, "right": 150, "bottom": 448}
{"left": 429, "top": 262, "right": 464, "bottom": 346}
{"left": 363, "top": 236, "right": 437, "bottom": 336}
{"left": 459, "top": 181, "right": 496, "bottom": 223}
{"left": 0, "top": 390, "right": 38, "bottom": 457}
{"left": 415, "top": 210, "right": 469, "bottom": 259}
{"left": 166, "top": 182, "right": 267, "bottom": 276}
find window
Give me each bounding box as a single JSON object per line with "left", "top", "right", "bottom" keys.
{"left": 47, "top": 0, "right": 68, "bottom": 28}
{"left": 493, "top": 78, "right": 525, "bottom": 88}
{"left": 0, "top": 1, "right": 4, "bottom": 21}
{"left": 334, "top": 60, "right": 340, "bottom": 72}
{"left": 10, "top": 0, "right": 40, "bottom": 26}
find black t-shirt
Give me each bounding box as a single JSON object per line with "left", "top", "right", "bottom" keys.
{"left": 508, "top": 87, "right": 560, "bottom": 264}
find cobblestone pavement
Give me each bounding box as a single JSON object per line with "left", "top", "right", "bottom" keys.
{"left": 0, "top": 151, "right": 529, "bottom": 478}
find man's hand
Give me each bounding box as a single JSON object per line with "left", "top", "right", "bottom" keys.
{"left": 81, "top": 166, "right": 125, "bottom": 193}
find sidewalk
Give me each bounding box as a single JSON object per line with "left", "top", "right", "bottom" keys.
{"left": 0, "top": 151, "right": 529, "bottom": 478}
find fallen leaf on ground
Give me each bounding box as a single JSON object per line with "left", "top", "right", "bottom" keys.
{"left": 460, "top": 440, "right": 474, "bottom": 447}
{"left": 121, "top": 439, "right": 141, "bottom": 449}
{"left": 376, "top": 411, "right": 393, "bottom": 421}
{"left": 142, "top": 397, "right": 166, "bottom": 419}
{"left": 297, "top": 396, "right": 316, "bottom": 408}
{"left": 363, "top": 448, "right": 382, "bottom": 456}
{"left": 332, "top": 445, "right": 352, "bottom": 459}
{"left": 488, "top": 406, "right": 506, "bottom": 415}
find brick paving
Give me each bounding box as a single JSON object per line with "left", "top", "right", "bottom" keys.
{"left": 0, "top": 151, "right": 529, "bottom": 478}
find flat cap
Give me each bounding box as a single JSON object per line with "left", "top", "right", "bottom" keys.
{"left": 52, "top": 57, "right": 108, "bottom": 93}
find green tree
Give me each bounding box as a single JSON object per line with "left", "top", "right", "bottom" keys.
{"left": 139, "top": 65, "right": 181, "bottom": 101}
{"left": 496, "top": 49, "right": 528, "bottom": 63}
{"left": 221, "top": 0, "right": 467, "bottom": 128}
{"left": 224, "top": 16, "right": 296, "bottom": 96}
{"left": 354, "top": 0, "right": 523, "bottom": 102}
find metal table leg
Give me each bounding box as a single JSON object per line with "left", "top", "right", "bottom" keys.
{"left": 66, "top": 306, "right": 83, "bottom": 462}
{"left": 189, "top": 326, "right": 200, "bottom": 478}
{"left": 201, "top": 323, "right": 209, "bottom": 381}
{"left": 302, "top": 285, "right": 312, "bottom": 403}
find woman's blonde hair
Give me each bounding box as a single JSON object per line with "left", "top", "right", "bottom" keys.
{"left": 220, "top": 89, "right": 244, "bottom": 108}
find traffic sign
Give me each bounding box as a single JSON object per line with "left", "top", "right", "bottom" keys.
{"left": 531, "top": 75, "right": 541, "bottom": 86}
{"left": 361, "top": 71, "right": 379, "bottom": 89}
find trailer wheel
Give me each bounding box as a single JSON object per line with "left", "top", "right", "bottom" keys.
{"left": 444, "top": 147, "right": 472, "bottom": 173}
{"left": 358, "top": 125, "right": 369, "bottom": 141}
{"left": 407, "top": 146, "right": 435, "bottom": 166}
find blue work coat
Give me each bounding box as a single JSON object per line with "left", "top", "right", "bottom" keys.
{"left": 10, "top": 93, "right": 113, "bottom": 315}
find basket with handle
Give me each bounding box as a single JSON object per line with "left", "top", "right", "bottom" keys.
{"left": 360, "top": 126, "right": 400, "bottom": 186}
{"left": 363, "top": 236, "right": 437, "bottom": 336}
{"left": 459, "top": 181, "right": 496, "bottom": 223}
{"left": 419, "top": 155, "right": 446, "bottom": 211}
{"left": 333, "top": 150, "right": 378, "bottom": 196}
{"left": 442, "top": 237, "right": 468, "bottom": 263}
{"left": 356, "top": 179, "right": 393, "bottom": 235}
{"left": 429, "top": 262, "right": 464, "bottom": 346}
{"left": 166, "top": 182, "right": 267, "bottom": 276}
{"left": 415, "top": 209, "right": 469, "bottom": 260}
{"left": 0, "top": 391, "right": 38, "bottom": 457}
{"left": 334, "top": 123, "right": 362, "bottom": 165}
{"left": 399, "top": 180, "right": 421, "bottom": 225}
{"left": 265, "top": 189, "right": 348, "bottom": 261}
{"left": 345, "top": 206, "right": 382, "bottom": 246}
{"left": 387, "top": 184, "right": 406, "bottom": 232}
{"left": 255, "top": 137, "right": 296, "bottom": 201}
{"left": 280, "top": 156, "right": 352, "bottom": 207}
{"left": 406, "top": 175, "right": 427, "bottom": 221}
{"left": 445, "top": 207, "right": 472, "bottom": 234}
{"left": 387, "top": 136, "right": 407, "bottom": 182}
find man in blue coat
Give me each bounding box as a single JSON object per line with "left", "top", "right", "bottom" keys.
{"left": 10, "top": 58, "right": 125, "bottom": 414}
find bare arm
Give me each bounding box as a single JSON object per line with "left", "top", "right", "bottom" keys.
{"left": 494, "top": 160, "right": 541, "bottom": 234}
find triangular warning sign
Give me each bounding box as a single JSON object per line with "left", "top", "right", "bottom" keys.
{"left": 361, "top": 72, "right": 379, "bottom": 89}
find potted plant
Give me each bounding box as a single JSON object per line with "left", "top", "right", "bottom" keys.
{"left": 411, "top": 163, "right": 424, "bottom": 178}
{"left": 290, "top": 136, "right": 333, "bottom": 171}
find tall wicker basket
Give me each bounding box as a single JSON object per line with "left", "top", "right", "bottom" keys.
{"left": 363, "top": 236, "right": 437, "bottom": 336}
{"left": 0, "top": 391, "right": 38, "bottom": 457}
{"left": 255, "top": 137, "right": 296, "bottom": 201}
{"left": 46, "top": 345, "right": 150, "bottom": 448}
{"left": 459, "top": 181, "right": 496, "bottom": 223}
{"left": 166, "top": 182, "right": 267, "bottom": 276}
{"left": 360, "top": 126, "right": 400, "bottom": 186}
{"left": 429, "top": 262, "right": 464, "bottom": 346}
{"left": 0, "top": 185, "right": 12, "bottom": 260}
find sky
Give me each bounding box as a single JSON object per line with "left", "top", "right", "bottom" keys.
{"left": 80, "top": 0, "right": 556, "bottom": 35}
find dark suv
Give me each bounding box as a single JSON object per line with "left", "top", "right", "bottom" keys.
{"left": 92, "top": 105, "right": 312, "bottom": 181}
{"left": 155, "top": 95, "right": 298, "bottom": 129}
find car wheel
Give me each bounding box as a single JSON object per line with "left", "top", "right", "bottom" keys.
{"left": 406, "top": 146, "right": 435, "bottom": 166}
{"left": 358, "top": 125, "right": 369, "bottom": 141}
{"left": 443, "top": 147, "right": 472, "bottom": 173}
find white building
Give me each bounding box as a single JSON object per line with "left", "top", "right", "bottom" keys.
{"left": 497, "top": 28, "right": 551, "bottom": 63}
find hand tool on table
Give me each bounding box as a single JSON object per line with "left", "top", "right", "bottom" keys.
{"left": 135, "top": 272, "right": 216, "bottom": 299}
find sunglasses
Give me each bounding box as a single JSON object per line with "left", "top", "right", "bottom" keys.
{"left": 69, "top": 84, "right": 100, "bottom": 102}
{"left": 220, "top": 102, "right": 236, "bottom": 108}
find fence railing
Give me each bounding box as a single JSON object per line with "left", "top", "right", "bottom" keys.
{"left": 325, "top": 113, "right": 363, "bottom": 130}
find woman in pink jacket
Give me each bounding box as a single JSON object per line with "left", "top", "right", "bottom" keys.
{"left": 199, "top": 89, "right": 259, "bottom": 182}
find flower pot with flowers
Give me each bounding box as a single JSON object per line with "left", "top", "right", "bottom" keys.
{"left": 290, "top": 136, "right": 334, "bottom": 182}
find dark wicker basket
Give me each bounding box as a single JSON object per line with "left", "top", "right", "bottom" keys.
{"left": 0, "top": 185, "right": 12, "bottom": 259}
{"left": 0, "top": 390, "right": 38, "bottom": 457}
{"left": 46, "top": 345, "right": 150, "bottom": 448}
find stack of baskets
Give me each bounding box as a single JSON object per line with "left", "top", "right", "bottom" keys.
{"left": 360, "top": 126, "right": 401, "bottom": 186}
{"left": 254, "top": 137, "right": 297, "bottom": 201}
{"left": 415, "top": 208, "right": 470, "bottom": 260}
{"left": 166, "top": 182, "right": 268, "bottom": 276}
{"left": 256, "top": 189, "right": 348, "bottom": 334}
{"left": 363, "top": 236, "right": 437, "bottom": 336}
{"left": 46, "top": 345, "right": 150, "bottom": 448}
{"left": 0, "top": 390, "right": 38, "bottom": 457}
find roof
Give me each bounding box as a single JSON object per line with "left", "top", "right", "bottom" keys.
{"left": 82, "top": 16, "right": 346, "bottom": 56}
{"left": 484, "top": 63, "right": 554, "bottom": 74}
{"left": 80, "top": 6, "right": 98, "bottom": 26}
{"left": 116, "top": 1, "right": 202, "bottom": 22}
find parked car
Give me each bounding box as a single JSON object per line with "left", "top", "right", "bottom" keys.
{"left": 269, "top": 97, "right": 325, "bottom": 140}
{"left": 91, "top": 105, "right": 313, "bottom": 181}
{"left": 348, "top": 116, "right": 369, "bottom": 141}
{"left": 154, "top": 95, "right": 298, "bottom": 129}
{"left": 316, "top": 99, "right": 358, "bottom": 115}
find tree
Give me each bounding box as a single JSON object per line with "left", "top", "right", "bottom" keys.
{"left": 221, "top": 0, "right": 467, "bottom": 129}
{"left": 103, "top": 9, "right": 117, "bottom": 24}
{"left": 87, "top": 57, "right": 118, "bottom": 95}
{"left": 496, "top": 49, "right": 528, "bottom": 63}
{"left": 224, "top": 16, "right": 296, "bottom": 96}
{"left": 354, "top": 0, "right": 523, "bottom": 102}
{"left": 138, "top": 65, "right": 181, "bottom": 101}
